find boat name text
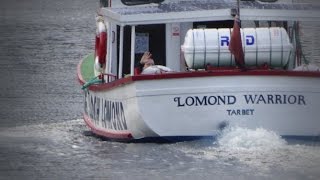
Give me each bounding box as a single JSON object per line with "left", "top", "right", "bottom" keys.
{"left": 84, "top": 91, "right": 128, "bottom": 130}
{"left": 174, "top": 94, "right": 306, "bottom": 107}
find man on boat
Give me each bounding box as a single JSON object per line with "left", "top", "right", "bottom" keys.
{"left": 139, "top": 51, "right": 172, "bottom": 74}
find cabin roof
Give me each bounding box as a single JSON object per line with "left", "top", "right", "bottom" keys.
{"left": 101, "top": 0, "right": 320, "bottom": 25}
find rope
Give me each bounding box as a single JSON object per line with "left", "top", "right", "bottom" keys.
{"left": 81, "top": 76, "right": 103, "bottom": 90}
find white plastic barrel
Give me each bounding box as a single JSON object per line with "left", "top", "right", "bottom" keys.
{"left": 181, "top": 27, "right": 293, "bottom": 69}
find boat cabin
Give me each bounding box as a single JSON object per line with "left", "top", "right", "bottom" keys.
{"left": 96, "top": 0, "right": 320, "bottom": 79}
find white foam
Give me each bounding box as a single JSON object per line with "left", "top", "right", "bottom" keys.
{"left": 217, "top": 127, "right": 287, "bottom": 150}
{"left": 178, "top": 126, "right": 320, "bottom": 175}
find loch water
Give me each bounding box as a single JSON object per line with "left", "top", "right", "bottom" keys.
{"left": 0, "top": 0, "right": 320, "bottom": 179}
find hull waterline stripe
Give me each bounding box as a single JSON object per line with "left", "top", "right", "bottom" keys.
{"left": 83, "top": 113, "right": 133, "bottom": 139}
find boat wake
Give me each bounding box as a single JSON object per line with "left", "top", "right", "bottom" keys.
{"left": 0, "top": 119, "right": 99, "bottom": 158}
{"left": 216, "top": 127, "right": 287, "bottom": 150}
{"left": 1, "top": 120, "right": 320, "bottom": 179}
{"left": 176, "top": 126, "right": 320, "bottom": 177}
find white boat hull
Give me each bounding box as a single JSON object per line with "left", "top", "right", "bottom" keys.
{"left": 83, "top": 74, "right": 320, "bottom": 140}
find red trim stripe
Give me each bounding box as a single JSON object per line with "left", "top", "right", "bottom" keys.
{"left": 83, "top": 113, "right": 133, "bottom": 139}
{"left": 79, "top": 71, "right": 320, "bottom": 92}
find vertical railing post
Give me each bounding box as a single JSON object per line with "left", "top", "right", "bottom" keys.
{"left": 130, "top": 25, "right": 136, "bottom": 76}
{"left": 118, "top": 25, "right": 124, "bottom": 78}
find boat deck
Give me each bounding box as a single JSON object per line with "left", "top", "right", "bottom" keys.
{"left": 78, "top": 54, "right": 320, "bottom": 92}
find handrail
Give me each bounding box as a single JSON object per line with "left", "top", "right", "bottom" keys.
{"left": 81, "top": 73, "right": 117, "bottom": 90}
{"left": 103, "top": 73, "right": 117, "bottom": 83}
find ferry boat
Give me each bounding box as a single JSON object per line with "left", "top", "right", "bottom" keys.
{"left": 77, "top": 0, "right": 320, "bottom": 141}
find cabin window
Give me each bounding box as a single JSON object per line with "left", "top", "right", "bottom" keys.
{"left": 121, "top": 0, "right": 164, "bottom": 6}
{"left": 193, "top": 21, "right": 234, "bottom": 29}
{"left": 118, "top": 24, "right": 166, "bottom": 76}
{"left": 99, "top": 0, "right": 109, "bottom": 7}
{"left": 258, "top": 0, "right": 278, "bottom": 2}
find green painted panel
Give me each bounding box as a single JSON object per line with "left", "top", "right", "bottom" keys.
{"left": 80, "top": 53, "right": 95, "bottom": 82}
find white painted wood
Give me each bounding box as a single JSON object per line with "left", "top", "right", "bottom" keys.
{"left": 118, "top": 25, "right": 124, "bottom": 78}
{"left": 84, "top": 75, "right": 320, "bottom": 139}
{"left": 130, "top": 26, "right": 135, "bottom": 76}
{"left": 165, "top": 23, "right": 181, "bottom": 71}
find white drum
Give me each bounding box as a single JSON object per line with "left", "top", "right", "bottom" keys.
{"left": 181, "top": 27, "right": 293, "bottom": 69}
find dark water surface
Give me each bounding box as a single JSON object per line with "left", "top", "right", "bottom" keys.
{"left": 0, "top": 0, "right": 320, "bottom": 180}
{"left": 0, "top": 0, "right": 95, "bottom": 127}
